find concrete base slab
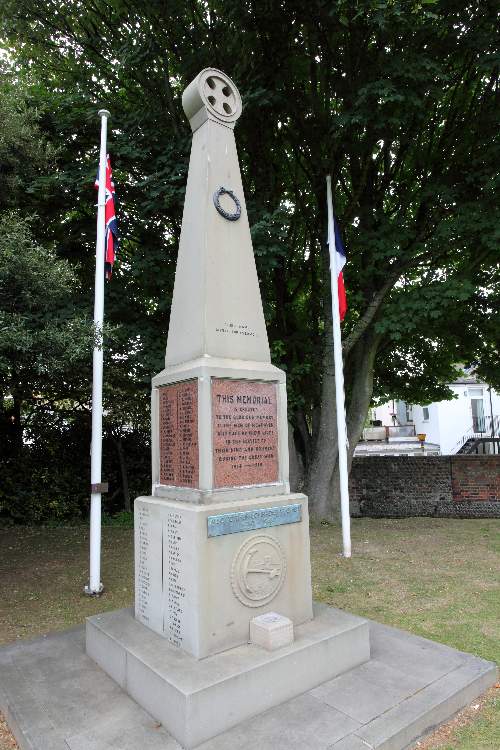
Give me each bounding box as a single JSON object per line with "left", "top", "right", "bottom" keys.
{"left": 0, "top": 613, "right": 496, "bottom": 750}
{"left": 85, "top": 604, "right": 370, "bottom": 747}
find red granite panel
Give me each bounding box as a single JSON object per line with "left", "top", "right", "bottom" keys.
{"left": 212, "top": 379, "right": 279, "bottom": 488}
{"left": 159, "top": 380, "right": 198, "bottom": 488}
{"left": 159, "top": 386, "right": 177, "bottom": 484}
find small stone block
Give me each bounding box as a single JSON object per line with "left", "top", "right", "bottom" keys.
{"left": 250, "top": 612, "right": 294, "bottom": 651}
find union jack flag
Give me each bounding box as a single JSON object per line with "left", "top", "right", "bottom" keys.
{"left": 94, "top": 155, "right": 118, "bottom": 279}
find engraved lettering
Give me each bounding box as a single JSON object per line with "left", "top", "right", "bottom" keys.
{"left": 211, "top": 379, "right": 279, "bottom": 488}
{"left": 159, "top": 381, "right": 198, "bottom": 488}
{"left": 207, "top": 504, "right": 302, "bottom": 537}
{"left": 137, "top": 505, "right": 152, "bottom": 620}
{"left": 164, "top": 511, "right": 185, "bottom": 648}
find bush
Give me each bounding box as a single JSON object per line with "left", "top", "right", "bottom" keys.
{"left": 0, "top": 412, "right": 150, "bottom": 524}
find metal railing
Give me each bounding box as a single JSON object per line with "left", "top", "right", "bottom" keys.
{"left": 460, "top": 437, "right": 500, "bottom": 455}
{"left": 363, "top": 424, "right": 416, "bottom": 441}
{"left": 387, "top": 425, "right": 416, "bottom": 438}
{"left": 451, "top": 415, "right": 500, "bottom": 454}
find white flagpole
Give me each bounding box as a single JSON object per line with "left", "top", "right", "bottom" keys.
{"left": 326, "top": 175, "right": 352, "bottom": 558}
{"left": 85, "top": 109, "right": 110, "bottom": 595}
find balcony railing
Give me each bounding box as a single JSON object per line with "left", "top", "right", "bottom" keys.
{"left": 363, "top": 424, "right": 416, "bottom": 441}
{"left": 387, "top": 425, "right": 416, "bottom": 438}
{"left": 452, "top": 415, "right": 500, "bottom": 454}
{"left": 472, "top": 415, "right": 490, "bottom": 433}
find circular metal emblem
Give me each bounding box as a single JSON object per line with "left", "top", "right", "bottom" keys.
{"left": 231, "top": 535, "right": 287, "bottom": 608}
{"left": 213, "top": 186, "right": 241, "bottom": 221}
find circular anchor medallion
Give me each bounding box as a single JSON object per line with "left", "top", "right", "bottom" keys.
{"left": 213, "top": 186, "right": 241, "bottom": 221}
{"left": 231, "top": 534, "right": 287, "bottom": 608}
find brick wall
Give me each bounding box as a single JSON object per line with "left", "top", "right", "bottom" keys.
{"left": 349, "top": 455, "right": 500, "bottom": 518}
{"left": 451, "top": 456, "right": 500, "bottom": 503}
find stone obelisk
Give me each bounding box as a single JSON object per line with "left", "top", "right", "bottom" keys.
{"left": 86, "top": 69, "right": 370, "bottom": 749}
{"left": 141, "top": 68, "right": 313, "bottom": 658}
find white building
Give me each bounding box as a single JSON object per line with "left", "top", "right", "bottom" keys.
{"left": 371, "top": 373, "right": 500, "bottom": 455}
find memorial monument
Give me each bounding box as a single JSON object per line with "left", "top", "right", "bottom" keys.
{"left": 86, "top": 68, "right": 370, "bottom": 747}
{"left": 0, "top": 68, "right": 495, "bottom": 750}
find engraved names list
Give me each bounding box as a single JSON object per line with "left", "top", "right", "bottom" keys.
{"left": 159, "top": 380, "right": 199, "bottom": 487}
{"left": 136, "top": 504, "right": 152, "bottom": 622}
{"left": 135, "top": 501, "right": 163, "bottom": 633}
{"left": 164, "top": 511, "right": 186, "bottom": 648}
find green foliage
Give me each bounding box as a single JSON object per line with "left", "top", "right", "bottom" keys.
{"left": 0, "top": 212, "right": 92, "bottom": 406}
{"left": 0, "top": 213, "right": 87, "bottom": 363}
{"left": 0, "top": 413, "right": 150, "bottom": 524}
{"left": 102, "top": 511, "right": 134, "bottom": 527}
{"left": 0, "top": 0, "right": 498, "bottom": 517}
{"left": 0, "top": 65, "right": 55, "bottom": 208}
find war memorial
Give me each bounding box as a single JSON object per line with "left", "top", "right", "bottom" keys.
{"left": 0, "top": 68, "right": 496, "bottom": 750}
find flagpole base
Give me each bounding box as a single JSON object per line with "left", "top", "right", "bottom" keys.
{"left": 84, "top": 583, "right": 104, "bottom": 597}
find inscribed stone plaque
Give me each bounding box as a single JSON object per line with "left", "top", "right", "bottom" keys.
{"left": 207, "top": 503, "right": 301, "bottom": 537}
{"left": 212, "top": 379, "right": 278, "bottom": 488}
{"left": 159, "top": 380, "right": 198, "bottom": 487}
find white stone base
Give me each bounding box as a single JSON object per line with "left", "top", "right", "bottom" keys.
{"left": 86, "top": 603, "right": 370, "bottom": 749}
{"left": 135, "top": 493, "right": 313, "bottom": 658}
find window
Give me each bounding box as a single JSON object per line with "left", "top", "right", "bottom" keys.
{"left": 422, "top": 407, "right": 429, "bottom": 421}
{"left": 470, "top": 391, "right": 485, "bottom": 432}
{"left": 406, "top": 403, "right": 413, "bottom": 423}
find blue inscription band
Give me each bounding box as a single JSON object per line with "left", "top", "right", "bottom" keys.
{"left": 207, "top": 503, "right": 302, "bottom": 538}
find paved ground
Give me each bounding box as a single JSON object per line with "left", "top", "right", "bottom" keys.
{"left": 0, "top": 616, "right": 495, "bottom": 750}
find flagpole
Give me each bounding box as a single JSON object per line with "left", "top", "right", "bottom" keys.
{"left": 85, "top": 109, "right": 110, "bottom": 595}
{"left": 326, "top": 175, "right": 352, "bottom": 558}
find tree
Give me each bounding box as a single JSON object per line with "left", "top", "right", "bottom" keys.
{"left": 0, "top": 213, "right": 91, "bottom": 453}
{"left": 0, "top": 67, "right": 90, "bottom": 454}
{"left": 0, "top": 64, "right": 55, "bottom": 209}
{"left": 1, "top": 0, "right": 498, "bottom": 519}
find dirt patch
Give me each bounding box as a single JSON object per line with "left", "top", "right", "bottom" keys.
{"left": 411, "top": 686, "right": 499, "bottom": 749}
{"left": 0, "top": 714, "right": 18, "bottom": 749}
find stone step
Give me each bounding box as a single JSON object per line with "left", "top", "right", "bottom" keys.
{"left": 86, "top": 603, "right": 370, "bottom": 748}
{"left": 1, "top": 613, "right": 496, "bottom": 750}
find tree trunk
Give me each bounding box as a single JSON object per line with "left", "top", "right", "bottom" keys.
{"left": 328, "top": 330, "right": 381, "bottom": 510}
{"left": 346, "top": 331, "right": 381, "bottom": 469}
{"left": 0, "top": 390, "right": 9, "bottom": 457}
{"left": 10, "top": 392, "right": 24, "bottom": 455}
{"left": 306, "top": 308, "right": 339, "bottom": 520}
{"left": 113, "top": 436, "right": 131, "bottom": 512}
{"left": 288, "top": 422, "right": 304, "bottom": 492}
{"left": 294, "top": 407, "right": 312, "bottom": 473}
{"left": 304, "top": 188, "right": 386, "bottom": 521}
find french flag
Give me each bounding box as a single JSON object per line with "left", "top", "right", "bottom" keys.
{"left": 95, "top": 155, "right": 118, "bottom": 279}
{"left": 332, "top": 216, "right": 347, "bottom": 321}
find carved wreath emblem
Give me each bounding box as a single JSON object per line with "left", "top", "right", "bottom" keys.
{"left": 213, "top": 186, "right": 241, "bottom": 221}
{"left": 231, "top": 534, "right": 286, "bottom": 607}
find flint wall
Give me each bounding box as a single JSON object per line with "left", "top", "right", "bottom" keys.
{"left": 349, "top": 455, "right": 500, "bottom": 518}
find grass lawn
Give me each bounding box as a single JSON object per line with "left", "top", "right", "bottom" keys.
{"left": 0, "top": 517, "right": 498, "bottom": 748}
